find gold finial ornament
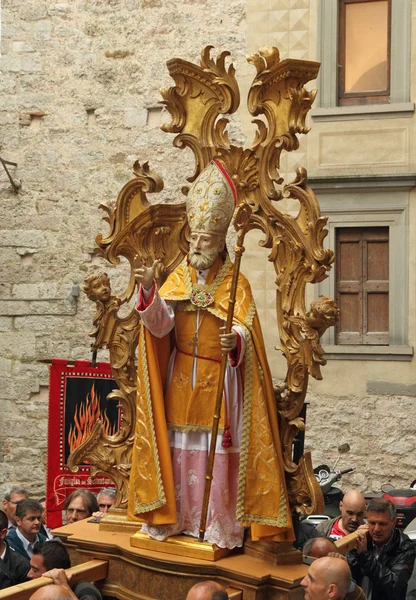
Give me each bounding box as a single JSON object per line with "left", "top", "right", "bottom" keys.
{"left": 68, "top": 46, "right": 337, "bottom": 527}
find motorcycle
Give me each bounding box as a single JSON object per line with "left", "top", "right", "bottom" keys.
{"left": 379, "top": 480, "right": 416, "bottom": 530}
{"left": 404, "top": 514, "right": 416, "bottom": 542}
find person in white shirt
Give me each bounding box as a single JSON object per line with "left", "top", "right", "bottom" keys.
{"left": 5, "top": 499, "right": 47, "bottom": 559}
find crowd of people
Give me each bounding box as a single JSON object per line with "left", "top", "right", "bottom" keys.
{"left": 0, "top": 485, "right": 116, "bottom": 598}
{"left": 301, "top": 491, "right": 416, "bottom": 600}
{"left": 1, "top": 484, "right": 415, "bottom": 599}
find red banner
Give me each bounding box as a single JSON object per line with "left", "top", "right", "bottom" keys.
{"left": 46, "top": 359, "right": 119, "bottom": 528}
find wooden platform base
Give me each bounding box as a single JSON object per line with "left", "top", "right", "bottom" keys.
{"left": 131, "top": 531, "right": 230, "bottom": 561}
{"left": 53, "top": 521, "right": 308, "bottom": 600}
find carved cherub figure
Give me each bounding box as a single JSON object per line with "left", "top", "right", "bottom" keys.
{"left": 83, "top": 273, "right": 121, "bottom": 348}
{"left": 83, "top": 272, "right": 112, "bottom": 304}
{"left": 306, "top": 296, "right": 340, "bottom": 338}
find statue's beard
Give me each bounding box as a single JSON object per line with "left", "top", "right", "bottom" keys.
{"left": 189, "top": 247, "right": 218, "bottom": 270}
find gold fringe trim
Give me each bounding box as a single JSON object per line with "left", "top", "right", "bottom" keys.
{"left": 133, "top": 322, "right": 166, "bottom": 514}
{"left": 245, "top": 300, "right": 256, "bottom": 329}
{"left": 237, "top": 484, "right": 290, "bottom": 527}
{"left": 236, "top": 331, "right": 253, "bottom": 521}
{"left": 134, "top": 494, "right": 165, "bottom": 515}
{"left": 234, "top": 330, "right": 290, "bottom": 528}
{"left": 167, "top": 423, "right": 224, "bottom": 434}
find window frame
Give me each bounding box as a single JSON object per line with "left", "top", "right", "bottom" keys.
{"left": 338, "top": 0, "right": 391, "bottom": 106}
{"left": 335, "top": 226, "right": 390, "bottom": 345}
{"left": 312, "top": 0, "right": 413, "bottom": 121}
{"left": 310, "top": 176, "right": 413, "bottom": 360}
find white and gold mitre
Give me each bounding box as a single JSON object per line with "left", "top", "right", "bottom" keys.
{"left": 186, "top": 160, "right": 237, "bottom": 235}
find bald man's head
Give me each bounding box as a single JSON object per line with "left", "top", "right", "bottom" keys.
{"left": 339, "top": 489, "right": 366, "bottom": 534}
{"left": 303, "top": 537, "right": 338, "bottom": 558}
{"left": 186, "top": 580, "right": 227, "bottom": 600}
{"left": 301, "top": 556, "right": 351, "bottom": 600}
{"left": 29, "top": 585, "right": 73, "bottom": 600}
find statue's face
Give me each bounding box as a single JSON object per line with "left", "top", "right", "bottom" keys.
{"left": 89, "top": 277, "right": 111, "bottom": 302}
{"left": 189, "top": 231, "right": 225, "bottom": 270}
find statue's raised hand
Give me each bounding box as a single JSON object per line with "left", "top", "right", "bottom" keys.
{"left": 134, "top": 259, "right": 161, "bottom": 291}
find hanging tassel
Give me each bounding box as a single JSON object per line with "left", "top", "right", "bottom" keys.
{"left": 222, "top": 425, "right": 232, "bottom": 448}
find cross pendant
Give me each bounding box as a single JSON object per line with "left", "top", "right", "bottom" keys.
{"left": 188, "top": 332, "right": 198, "bottom": 357}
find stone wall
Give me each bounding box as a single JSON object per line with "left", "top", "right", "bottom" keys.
{"left": 0, "top": 0, "right": 246, "bottom": 499}
{"left": 305, "top": 389, "right": 416, "bottom": 493}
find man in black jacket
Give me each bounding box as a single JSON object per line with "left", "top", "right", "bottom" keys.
{"left": 348, "top": 499, "right": 415, "bottom": 600}
{"left": 0, "top": 509, "right": 30, "bottom": 589}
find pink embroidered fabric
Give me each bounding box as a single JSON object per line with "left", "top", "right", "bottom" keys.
{"left": 142, "top": 431, "right": 244, "bottom": 549}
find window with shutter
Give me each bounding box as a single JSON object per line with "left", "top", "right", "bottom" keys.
{"left": 336, "top": 227, "right": 389, "bottom": 345}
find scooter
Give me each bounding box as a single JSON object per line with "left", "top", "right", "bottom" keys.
{"left": 303, "top": 443, "right": 355, "bottom": 527}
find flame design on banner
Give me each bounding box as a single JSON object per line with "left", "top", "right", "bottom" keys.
{"left": 68, "top": 383, "right": 117, "bottom": 453}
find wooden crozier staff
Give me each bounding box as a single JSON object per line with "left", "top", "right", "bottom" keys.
{"left": 198, "top": 201, "right": 253, "bottom": 543}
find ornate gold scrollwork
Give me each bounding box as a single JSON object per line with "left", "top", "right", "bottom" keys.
{"left": 68, "top": 46, "right": 338, "bottom": 520}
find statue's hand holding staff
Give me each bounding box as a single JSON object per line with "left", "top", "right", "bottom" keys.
{"left": 219, "top": 325, "right": 237, "bottom": 352}
{"left": 134, "top": 259, "right": 162, "bottom": 290}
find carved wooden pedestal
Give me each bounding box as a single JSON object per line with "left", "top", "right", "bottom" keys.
{"left": 54, "top": 521, "right": 308, "bottom": 600}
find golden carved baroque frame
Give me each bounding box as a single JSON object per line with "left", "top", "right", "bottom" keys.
{"left": 68, "top": 47, "right": 339, "bottom": 523}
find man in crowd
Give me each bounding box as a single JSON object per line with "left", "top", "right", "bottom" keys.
{"left": 0, "top": 509, "right": 30, "bottom": 588}
{"left": 348, "top": 499, "right": 415, "bottom": 600}
{"left": 27, "top": 542, "right": 102, "bottom": 599}
{"left": 34, "top": 568, "right": 102, "bottom": 600}
{"left": 302, "top": 537, "right": 366, "bottom": 599}
{"left": 64, "top": 491, "right": 99, "bottom": 524}
{"left": 301, "top": 556, "right": 352, "bottom": 600}
{"left": 6, "top": 499, "right": 46, "bottom": 559}
{"left": 2, "top": 486, "right": 28, "bottom": 531}
{"left": 29, "top": 584, "right": 74, "bottom": 600}
{"left": 316, "top": 490, "right": 366, "bottom": 540}
{"left": 186, "top": 580, "right": 228, "bottom": 600}
{"left": 96, "top": 489, "right": 116, "bottom": 514}
{"left": 303, "top": 536, "right": 342, "bottom": 558}
{"left": 28, "top": 541, "right": 70, "bottom": 579}
{"left": 38, "top": 496, "right": 54, "bottom": 540}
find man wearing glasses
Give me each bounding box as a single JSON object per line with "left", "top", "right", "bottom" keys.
{"left": 96, "top": 489, "right": 116, "bottom": 514}
{"left": 2, "top": 486, "right": 28, "bottom": 531}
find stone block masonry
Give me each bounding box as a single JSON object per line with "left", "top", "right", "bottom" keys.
{"left": 0, "top": 0, "right": 246, "bottom": 499}
{"left": 305, "top": 389, "right": 416, "bottom": 493}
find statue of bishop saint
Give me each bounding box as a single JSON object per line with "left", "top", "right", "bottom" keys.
{"left": 128, "top": 160, "right": 294, "bottom": 549}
